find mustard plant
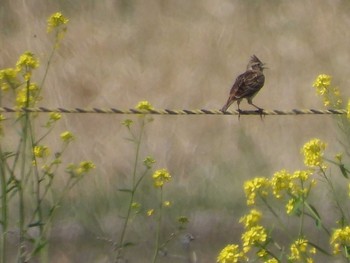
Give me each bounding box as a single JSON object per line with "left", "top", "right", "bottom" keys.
{"left": 217, "top": 75, "right": 350, "bottom": 263}
{"left": 0, "top": 12, "right": 95, "bottom": 263}
{"left": 115, "top": 100, "right": 156, "bottom": 262}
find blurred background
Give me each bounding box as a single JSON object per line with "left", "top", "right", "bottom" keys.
{"left": 1, "top": 0, "right": 350, "bottom": 262}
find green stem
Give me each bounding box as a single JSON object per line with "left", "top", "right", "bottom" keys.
{"left": 116, "top": 118, "right": 145, "bottom": 261}
{"left": 260, "top": 196, "right": 291, "bottom": 238}
{"left": 298, "top": 181, "right": 305, "bottom": 237}
{"left": 320, "top": 167, "right": 346, "bottom": 223}
{"left": 0, "top": 147, "right": 8, "bottom": 263}
{"left": 152, "top": 187, "right": 163, "bottom": 263}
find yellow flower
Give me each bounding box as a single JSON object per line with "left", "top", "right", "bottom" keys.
{"left": 347, "top": 99, "right": 350, "bottom": 119}
{"left": 136, "top": 100, "right": 154, "bottom": 111}
{"left": 60, "top": 131, "right": 74, "bottom": 142}
{"left": 330, "top": 226, "right": 350, "bottom": 255}
{"left": 243, "top": 177, "right": 269, "bottom": 205}
{"left": 288, "top": 238, "right": 315, "bottom": 262}
{"left": 163, "top": 201, "right": 171, "bottom": 207}
{"left": 271, "top": 169, "right": 293, "bottom": 198}
{"left": 217, "top": 244, "right": 246, "bottom": 263}
{"left": 290, "top": 170, "right": 315, "bottom": 196}
{"left": 143, "top": 156, "right": 155, "bottom": 168}
{"left": 239, "top": 209, "right": 262, "bottom": 229}
{"left": 121, "top": 119, "right": 133, "bottom": 128}
{"left": 66, "top": 161, "right": 95, "bottom": 177}
{"left": 286, "top": 198, "right": 297, "bottom": 215}
{"left": 313, "top": 74, "right": 331, "bottom": 90}
{"left": 152, "top": 168, "right": 171, "bottom": 188}
{"left": 289, "top": 239, "right": 307, "bottom": 260}
{"left": 16, "top": 83, "right": 40, "bottom": 108}
{"left": 75, "top": 161, "right": 96, "bottom": 175}
{"left": 177, "top": 216, "right": 189, "bottom": 224}
{"left": 241, "top": 225, "right": 267, "bottom": 253}
{"left": 0, "top": 68, "right": 19, "bottom": 91}
{"left": 147, "top": 209, "right": 154, "bottom": 216}
{"left": 301, "top": 139, "right": 326, "bottom": 169}
{"left": 16, "top": 51, "right": 39, "bottom": 71}
{"left": 16, "top": 51, "right": 39, "bottom": 81}
{"left": 131, "top": 202, "right": 141, "bottom": 210}
{"left": 47, "top": 12, "right": 69, "bottom": 33}
{"left": 49, "top": 112, "right": 61, "bottom": 121}
{"left": 33, "top": 145, "right": 50, "bottom": 158}
{"left": 264, "top": 259, "right": 278, "bottom": 263}
{"left": 313, "top": 74, "right": 342, "bottom": 108}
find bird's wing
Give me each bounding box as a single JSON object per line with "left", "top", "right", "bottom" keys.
{"left": 234, "top": 71, "right": 265, "bottom": 99}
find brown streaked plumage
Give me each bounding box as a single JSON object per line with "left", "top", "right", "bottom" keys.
{"left": 221, "top": 55, "right": 266, "bottom": 113}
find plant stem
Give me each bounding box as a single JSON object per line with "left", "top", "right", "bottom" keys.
{"left": 152, "top": 188, "right": 163, "bottom": 263}
{"left": 116, "top": 118, "right": 145, "bottom": 261}
{"left": 0, "top": 147, "right": 8, "bottom": 263}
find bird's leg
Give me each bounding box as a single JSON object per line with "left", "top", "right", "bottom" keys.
{"left": 249, "top": 101, "right": 265, "bottom": 119}
{"left": 237, "top": 101, "right": 242, "bottom": 119}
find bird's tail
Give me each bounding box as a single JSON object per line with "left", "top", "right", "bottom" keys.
{"left": 221, "top": 98, "right": 234, "bottom": 112}
{"left": 221, "top": 103, "right": 229, "bottom": 112}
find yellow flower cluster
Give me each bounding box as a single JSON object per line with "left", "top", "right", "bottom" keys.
{"left": 241, "top": 225, "right": 268, "bottom": 253}
{"left": 313, "top": 74, "right": 342, "bottom": 108}
{"left": 136, "top": 100, "right": 154, "bottom": 111}
{"left": 152, "top": 168, "right": 171, "bottom": 188}
{"left": 16, "top": 51, "right": 39, "bottom": 81}
{"left": 60, "top": 131, "right": 75, "bottom": 143}
{"left": 76, "top": 161, "right": 96, "bottom": 175}
{"left": 301, "top": 138, "right": 326, "bottom": 169}
{"left": 47, "top": 12, "right": 69, "bottom": 33}
{"left": 16, "top": 83, "right": 40, "bottom": 108}
{"left": 143, "top": 156, "right": 155, "bottom": 169}
{"left": 66, "top": 161, "right": 96, "bottom": 177}
{"left": 0, "top": 68, "right": 18, "bottom": 91}
{"left": 244, "top": 177, "right": 269, "bottom": 205}
{"left": 288, "top": 238, "right": 316, "bottom": 262}
{"left": 239, "top": 209, "right": 262, "bottom": 229}
{"left": 330, "top": 226, "right": 350, "bottom": 255}
{"left": 270, "top": 169, "right": 293, "bottom": 199}
{"left": 217, "top": 244, "right": 246, "bottom": 263}
{"left": 33, "top": 145, "right": 50, "bottom": 159}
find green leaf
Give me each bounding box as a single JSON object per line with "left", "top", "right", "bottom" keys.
{"left": 28, "top": 221, "right": 45, "bottom": 227}
{"left": 32, "top": 239, "right": 48, "bottom": 256}
{"left": 339, "top": 164, "right": 349, "bottom": 179}
{"left": 118, "top": 188, "right": 133, "bottom": 193}
{"left": 115, "top": 241, "right": 136, "bottom": 250}
{"left": 308, "top": 204, "right": 322, "bottom": 227}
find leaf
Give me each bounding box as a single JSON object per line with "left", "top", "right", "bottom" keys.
{"left": 308, "top": 204, "right": 322, "bottom": 227}
{"left": 116, "top": 241, "right": 135, "bottom": 249}
{"left": 339, "top": 164, "right": 349, "bottom": 179}
{"left": 32, "top": 239, "right": 48, "bottom": 256}
{"left": 28, "top": 221, "right": 45, "bottom": 227}
{"left": 118, "top": 188, "right": 133, "bottom": 193}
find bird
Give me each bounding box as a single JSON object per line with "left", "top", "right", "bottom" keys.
{"left": 221, "top": 55, "right": 266, "bottom": 115}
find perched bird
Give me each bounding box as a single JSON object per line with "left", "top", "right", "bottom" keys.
{"left": 221, "top": 55, "right": 266, "bottom": 113}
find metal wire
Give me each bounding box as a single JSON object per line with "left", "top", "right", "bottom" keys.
{"left": 0, "top": 107, "right": 346, "bottom": 116}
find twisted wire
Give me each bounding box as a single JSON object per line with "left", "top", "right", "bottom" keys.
{"left": 0, "top": 107, "right": 346, "bottom": 116}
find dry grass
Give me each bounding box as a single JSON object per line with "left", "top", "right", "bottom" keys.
{"left": 1, "top": 0, "right": 350, "bottom": 262}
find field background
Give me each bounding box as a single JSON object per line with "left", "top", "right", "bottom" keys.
{"left": 1, "top": 0, "right": 350, "bottom": 262}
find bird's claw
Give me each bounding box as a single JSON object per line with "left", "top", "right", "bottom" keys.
{"left": 255, "top": 108, "right": 265, "bottom": 119}
{"left": 237, "top": 109, "right": 243, "bottom": 119}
